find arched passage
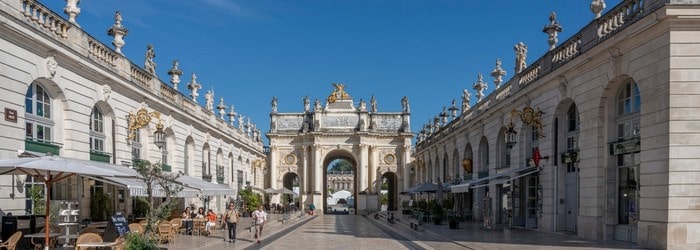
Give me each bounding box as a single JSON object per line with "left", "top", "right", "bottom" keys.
{"left": 323, "top": 150, "right": 357, "bottom": 214}
{"left": 380, "top": 172, "right": 398, "bottom": 211}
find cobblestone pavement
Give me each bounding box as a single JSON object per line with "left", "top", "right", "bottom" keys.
{"left": 159, "top": 212, "right": 644, "bottom": 250}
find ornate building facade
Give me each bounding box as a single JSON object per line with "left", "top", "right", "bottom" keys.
{"left": 0, "top": 0, "right": 265, "bottom": 218}
{"left": 413, "top": 0, "right": 700, "bottom": 248}
{"left": 266, "top": 85, "right": 412, "bottom": 213}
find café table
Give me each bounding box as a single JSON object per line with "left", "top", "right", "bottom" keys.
{"left": 25, "top": 232, "right": 61, "bottom": 250}
{"left": 76, "top": 241, "right": 117, "bottom": 250}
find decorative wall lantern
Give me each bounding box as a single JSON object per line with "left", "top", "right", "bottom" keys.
{"left": 561, "top": 150, "right": 580, "bottom": 164}
{"left": 409, "top": 167, "right": 415, "bottom": 176}
{"left": 510, "top": 106, "right": 545, "bottom": 138}
{"left": 505, "top": 120, "right": 518, "bottom": 150}
{"left": 127, "top": 108, "right": 166, "bottom": 149}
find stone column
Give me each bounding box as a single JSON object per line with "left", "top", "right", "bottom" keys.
{"left": 270, "top": 146, "right": 278, "bottom": 190}
{"left": 368, "top": 145, "right": 376, "bottom": 193}
{"left": 403, "top": 145, "right": 411, "bottom": 190}
{"left": 302, "top": 146, "right": 309, "bottom": 194}
{"left": 313, "top": 145, "right": 323, "bottom": 194}
{"left": 358, "top": 144, "right": 369, "bottom": 193}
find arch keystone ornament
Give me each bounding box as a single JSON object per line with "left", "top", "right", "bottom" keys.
{"left": 267, "top": 84, "right": 412, "bottom": 214}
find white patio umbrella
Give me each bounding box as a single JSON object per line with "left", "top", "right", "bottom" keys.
{"left": 276, "top": 187, "right": 296, "bottom": 195}
{"left": 0, "top": 156, "right": 133, "bottom": 250}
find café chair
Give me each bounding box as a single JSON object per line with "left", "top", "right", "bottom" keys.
{"left": 0, "top": 231, "right": 22, "bottom": 250}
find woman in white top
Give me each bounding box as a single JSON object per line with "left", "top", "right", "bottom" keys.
{"left": 251, "top": 205, "right": 267, "bottom": 244}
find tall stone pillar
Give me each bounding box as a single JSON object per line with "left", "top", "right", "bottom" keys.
{"left": 302, "top": 146, "right": 309, "bottom": 194}
{"left": 368, "top": 145, "right": 376, "bottom": 193}
{"left": 313, "top": 145, "right": 323, "bottom": 194}
{"left": 358, "top": 144, "right": 369, "bottom": 192}
{"left": 270, "top": 145, "right": 278, "bottom": 190}
{"left": 403, "top": 145, "right": 411, "bottom": 190}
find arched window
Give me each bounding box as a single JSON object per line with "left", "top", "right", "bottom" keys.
{"left": 25, "top": 83, "right": 53, "bottom": 143}
{"left": 89, "top": 106, "right": 105, "bottom": 153}
{"left": 613, "top": 80, "right": 641, "bottom": 226}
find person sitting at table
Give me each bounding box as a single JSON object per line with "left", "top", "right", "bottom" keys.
{"left": 205, "top": 209, "right": 217, "bottom": 236}
{"left": 181, "top": 207, "right": 193, "bottom": 235}
{"left": 196, "top": 207, "right": 205, "bottom": 219}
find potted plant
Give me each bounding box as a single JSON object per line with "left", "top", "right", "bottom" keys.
{"left": 401, "top": 200, "right": 412, "bottom": 215}
{"left": 89, "top": 192, "right": 113, "bottom": 221}
{"left": 430, "top": 202, "right": 444, "bottom": 225}
{"left": 448, "top": 212, "right": 459, "bottom": 229}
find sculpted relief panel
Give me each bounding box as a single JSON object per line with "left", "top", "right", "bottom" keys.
{"left": 277, "top": 117, "right": 304, "bottom": 130}
{"left": 322, "top": 115, "right": 358, "bottom": 128}
{"left": 375, "top": 116, "right": 402, "bottom": 131}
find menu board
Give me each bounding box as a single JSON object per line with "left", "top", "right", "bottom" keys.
{"left": 103, "top": 213, "right": 130, "bottom": 242}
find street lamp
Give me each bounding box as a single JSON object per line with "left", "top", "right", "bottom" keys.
{"left": 127, "top": 108, "right": 166, "bottom": 149}
{"left": 505, "top": 120, "right": 517, "bottom": 150}
{"left": 153, "top": 122, "right": 165, "bottom": 149}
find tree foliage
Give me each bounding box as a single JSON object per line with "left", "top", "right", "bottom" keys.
{"left": 132, "top": 159, "right": 182, "bottom": 239}
{"left": 328, "top": 159, "right": 353, "bottom": 172}
{"left": 239, "top": 186, "right": 262, "bottom": 214}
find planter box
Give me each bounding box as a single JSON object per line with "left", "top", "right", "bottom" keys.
{"left": 161, "top": 164, "right": 171, "bottom": 172}
{"left": 25, "top": 138, "right": 60, "bottom": 155}
{"left": 449, "top": 220, "right": 459, "bottom": 229}
{"left": 202, "top": 174, "right": 212, "bottom": 182}
{"left": 90, "top": 151, "right": 111, "bottom": 163}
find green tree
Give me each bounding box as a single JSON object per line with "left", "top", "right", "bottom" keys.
{"left": 239, "top": 187, "right": 262, "bottom": 214}
{"left": 89, "top": 192, "right": 113, "bottom": 221}
{"left": 328, "top": 159, "right": 353, "bottom": 172}
{"left": 132, "top": 159, "right": 182, "bottom": 240}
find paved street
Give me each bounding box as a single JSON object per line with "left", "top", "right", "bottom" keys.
{"left": 159, "top": 212, "right": 643, "bottom": 250}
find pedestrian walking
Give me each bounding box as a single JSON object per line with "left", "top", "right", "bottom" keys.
{"left": 222, "top": 202, "right": 240, "bottom": 243}
{"left": 252, "top": 205, "right": 267, "bottom": 244}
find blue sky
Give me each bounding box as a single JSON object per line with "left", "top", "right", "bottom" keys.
{"left": 42, "top": 0, "right": 596, "bottom": 145}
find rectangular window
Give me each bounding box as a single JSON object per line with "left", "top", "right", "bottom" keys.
{"left": 161, "top": 141, "right": 168, "bottom": 164}
{"left": 91, "top": 137, "right": 104, "bottom": 152}
{"left": 26, "top": 122, "right": 33, "bottom": 138}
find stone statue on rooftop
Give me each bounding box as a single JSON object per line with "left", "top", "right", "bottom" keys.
{"left": 107, "top": 11, "right": 128, "bottom": 55}
{"left": 327, "top": 83, "right": 351, "bottom": 103}
{"left": 514, "top": 42, "right": 528, "bottom": 74}
{"left": 167, "top": 60, "right": 183, "bottom": 89}
{"left": 304, "top": 96, "right": 310, "bottom": 112}
{"left": 543, "top": 12, "right": 563, "bottom": 51}
{"left": 462, "top": 89, "right": 471, "bottom": 113}
{"left": 238, "top": 115, "right": 244, "bottom": 131}
{"left": 205, "top": 90, "right": 214, "bottom": 111}
{"left": 358, "top": 99, "right": 366, "bottom": 112}
{"left": 64, "top": 0, "right": 81, "bottom": 25}
{"left": 370, "top": 95, "right": 377, "bottom": 113}
{"left": 271, "top": 96, "right": 278, "bottom": 113}
{"left": 314, "top": 99, "right": 322, "bottom": 112}
{"left": 187, "top": 73, "right": 202, "bottom": 101}
{"left": 473, "top": 73, "right": 487, "bottom": 102}
{"left": 490, "top": 58, "right": 507, "bottom": 89}
{"left": 401, "top": 96, "right": 410, "bottom": 113}
{"left": 144, "top": 44, "right": 156, "bottom": 75}
{"left": 590, "top": 0, "right": 606, "bottom": 19}
{"left": 217, "top": 97, "right": 227, "bottom": 119}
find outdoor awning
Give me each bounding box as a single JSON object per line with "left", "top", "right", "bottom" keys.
{"left": 176, "top": 175, "right": 234, "bottom": 196}
{"left": 451, "top": 165, "right": 539, "bottom": 192}
{"left": 96, "top": 176, "right": 199, "bottom": 198}
{"left": 81, "top": 160, "right": 199, "bottom": 198}
{"left": 0, "top": 156, "right": 132, "bottom": 178}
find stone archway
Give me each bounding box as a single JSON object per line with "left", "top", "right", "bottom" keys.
{"left": 381, "top": 172, "right": 398, "bottom": 211}
{"left": 323, "top": 150, "right": 357, "bottom": 214}
{"left": 266, "top": 84, "right": 413, "bottom": 215}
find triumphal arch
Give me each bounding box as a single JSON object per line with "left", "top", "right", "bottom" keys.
{"left": 266, "top": 84, "right": 412, "bottom": 214}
